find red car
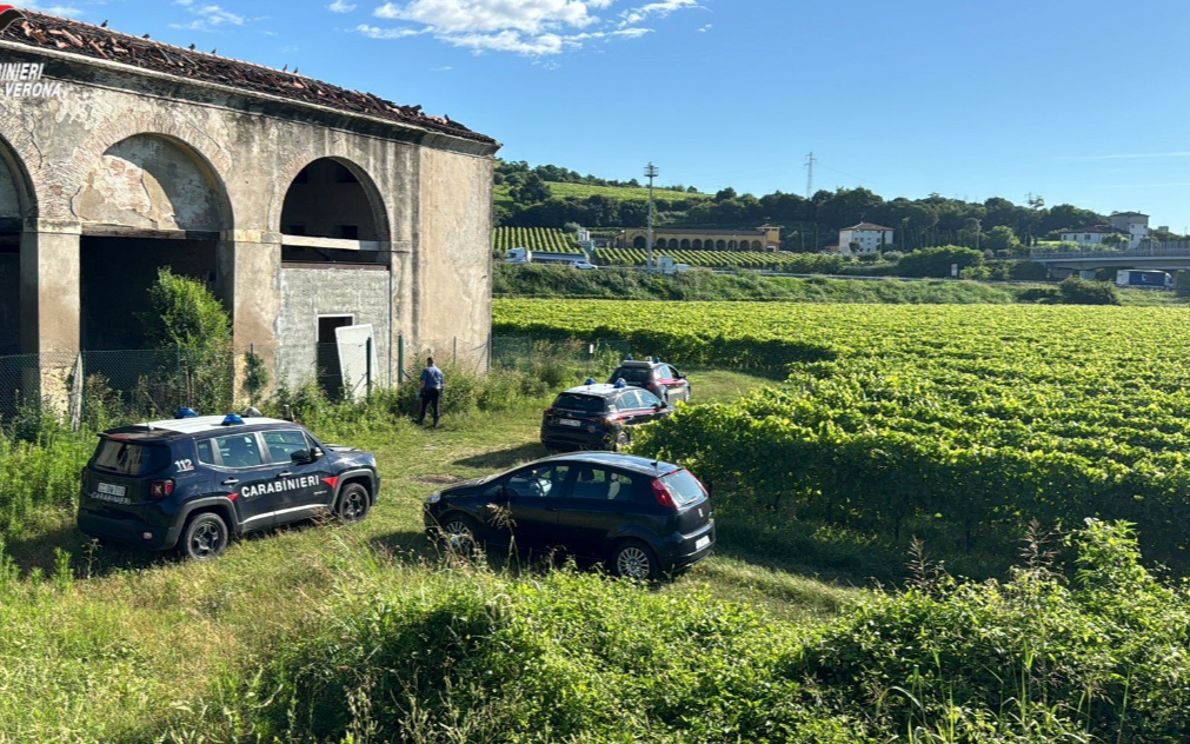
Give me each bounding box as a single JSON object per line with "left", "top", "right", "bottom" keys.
{"left": 608, "top": 359, "right": 691, "bottom": 404}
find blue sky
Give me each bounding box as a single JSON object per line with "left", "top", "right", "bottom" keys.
{"left": 26, "top": 0, "right": 1190, "bottom": 228}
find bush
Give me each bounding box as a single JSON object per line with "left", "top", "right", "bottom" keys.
{"left": 1017, "top": 286, "right": 1060, "bottom": 303}
{"left": 897, "top": 245, "right": 985, "bottom": 278}
{"left": 1058, "top": 275, "right": 1120, "bottom": 305}
{"left": 217, "top": 522, "right": 1190, "bottom": 743}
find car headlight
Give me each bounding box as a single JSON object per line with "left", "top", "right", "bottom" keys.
{"left": 426, "top": 492, "right": 442, "bottom": 505}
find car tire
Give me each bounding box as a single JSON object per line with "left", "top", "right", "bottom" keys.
{"left": 438, "top": 513, "right": 481, "bottom": 554}
{"left": 180, "top": 512, "right": 229, "bottom": 561}
{"left": 335, "top": 483, "right": 371, "bottom": 523}
{"left": 612, "top": 429, "right": 631, "bottom": 452}
{"left": 610, "top": 540, "right": 661, "bottom": 581}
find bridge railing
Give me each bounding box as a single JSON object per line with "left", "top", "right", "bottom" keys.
{"left": 1030, "top": 242, "right": 1190, "bottom": 261}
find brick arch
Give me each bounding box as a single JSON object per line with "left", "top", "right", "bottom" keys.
{"left": 0, "top": 131, "right": 39, "bottom": 222}
{"left": 67, "top": 120, "right": 235, "bottom": 231}
{"left": 273, "top": 147, "right": 393, "bottom": 243}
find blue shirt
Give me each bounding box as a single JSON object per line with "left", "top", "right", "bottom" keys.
{"left": 421, "top": 365, "right": 445, "bottom": 390}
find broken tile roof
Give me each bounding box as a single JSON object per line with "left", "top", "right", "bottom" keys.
{"left": 0, "top": 11, "right": 496, "bottom": 145}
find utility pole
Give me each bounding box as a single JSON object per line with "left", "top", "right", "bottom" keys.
{"left": 645, "top": 161, "right": 659, "bottom": 271}
{"left": 804, "top": 151, "right": 816, "bottom": 199}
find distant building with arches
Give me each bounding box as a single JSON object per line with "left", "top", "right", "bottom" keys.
{"left": 0, "top": 11, "right": 499, "bottom": 404}
{"left": 617, "top": 226, "right": 781, "bottom": 252}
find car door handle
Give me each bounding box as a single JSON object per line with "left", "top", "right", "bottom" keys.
{"left": 221, "top": 478, "right": 240, "bottom": 486}
{"left": 276, "top": 471, "right": 293, "bottom": 479}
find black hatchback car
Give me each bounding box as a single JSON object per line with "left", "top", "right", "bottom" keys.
{"left": 540, "top": 382, "right": 671, "bottom": 451}
{"left": 77, "top": 415, "right": 380, "bottom": 560}
{"left": 608, "top": 359, "right": 691, "bottom": 404}
{"left": 424, "top": 452, "right": 715, "bottom": 580}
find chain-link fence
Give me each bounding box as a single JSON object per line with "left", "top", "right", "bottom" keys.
{"left": 491, "top": 335, "right": 631, "bottom": 378}
{"left": 0, "top": 348, "right": 234, "bottom": 426}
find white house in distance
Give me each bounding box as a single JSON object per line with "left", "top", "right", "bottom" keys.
{"left": 1109, "top": 211, "right": 1149, "bottom": 249}
{"left": 835, "top": 222, "right": 895, "bottom": 254}
{"left": 1059, "top": 225, "right": 1130, "bottom": 247}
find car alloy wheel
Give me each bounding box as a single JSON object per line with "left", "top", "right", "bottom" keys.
{"left": 183, "top": 513, "right": 228, "bottom": 561}
{"left": 337, "top": 483, "right": 370, "bottom": 523}
{"left": 614, "top": 543, "right": 656, "bottom": 580}
{"left": 441, "top": 516, "right": 478, "bottom": 553}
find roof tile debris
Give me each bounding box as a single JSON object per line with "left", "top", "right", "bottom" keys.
{"left": 0, "top": 11, "right": 495, "bottom": 145}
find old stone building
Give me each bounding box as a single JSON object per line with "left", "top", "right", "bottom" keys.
{"left": 617, "top": 226, "right": 781, "bottom": 252}
{"left": 0, "top": 12, "right": 499, "bottom": 402}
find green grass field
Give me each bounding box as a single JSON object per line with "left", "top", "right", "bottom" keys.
{"left": 0, "top": 369, "right": 862, "bottom": 741}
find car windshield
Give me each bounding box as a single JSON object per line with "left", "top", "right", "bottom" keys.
{"left": 612, "top": 366, "right": 652, "bottom": 384}
{"left": 92, "top": 438, "right": 170, "bottom": 476}
{"left": 661, "top": 469, "right": 706, "bottom": 507}
{"left": 553, "top": 393, "right": 607, "bottom": 413}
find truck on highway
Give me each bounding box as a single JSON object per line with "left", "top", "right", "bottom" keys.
{"left": 1115, "top": 269, "right": 1173, "bottom": 289}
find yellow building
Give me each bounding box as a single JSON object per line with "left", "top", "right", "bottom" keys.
{"left": 617, "top": 226, "right": 781, "bottom": 251}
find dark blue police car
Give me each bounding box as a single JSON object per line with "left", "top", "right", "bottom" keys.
{"left": 78, "top": 413, "right": 379, "bottom": 560}
{"left": 540, "top": 381, "right": 671, "bottom": 451}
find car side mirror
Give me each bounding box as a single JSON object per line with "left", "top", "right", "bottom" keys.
{"left": 291, "top": 448, "right": 322, "bottom": 465}
{"left": 654, "top": 402, "right": 666, "bottom": 411}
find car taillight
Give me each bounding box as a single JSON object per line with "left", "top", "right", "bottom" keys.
{"left": 651, "top": 478, "right": 678, "bottom": 510}
{"left": 149, "top": 479, "right": 175, "bottom": 500}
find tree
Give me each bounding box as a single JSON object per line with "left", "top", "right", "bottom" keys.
{"left": 513, "top": 173, "right": 550, "bottom": 204}
{"left": 714, "top": 187, "right": 737, "bottom": 202}
{"left": 984, "top": 225, "right": 1022, "bottom": 252}
{"left": 141, "top": 268, "right": 233, "bottom": 412}
{"left": 897, "top": 246, "right": 984, "bottom": 278}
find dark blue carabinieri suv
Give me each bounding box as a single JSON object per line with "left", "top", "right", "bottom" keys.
{"left": 78, "top": 414, "right": 380, "bottom": 560}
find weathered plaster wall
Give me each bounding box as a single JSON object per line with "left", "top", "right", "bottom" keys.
{"left": 77, "top": 135, "right": 224, "bottom": 232}
{"left": 277, "top": 267, "right": 391, "bottom": 387}
{"left": 416, "top": 148, "right": 493, "bottom": 370}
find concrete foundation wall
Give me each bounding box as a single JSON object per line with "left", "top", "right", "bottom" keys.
{"left": 277, "top": 267, "right": 392, "bottom": 388}
{"left": 416, "top": 148, "right": 493, "bottom": 370}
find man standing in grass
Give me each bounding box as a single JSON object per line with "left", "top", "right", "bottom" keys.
{"left": 416, "top": 357, "right": 445, "bottom": 427}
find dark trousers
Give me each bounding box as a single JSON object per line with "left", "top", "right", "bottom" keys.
{"left": 418, "top": 388, "right": 442, "bottom": 424}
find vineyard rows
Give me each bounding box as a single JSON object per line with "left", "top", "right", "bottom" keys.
{"left": 493, "top": 299, "right": 1190, "bottom": 568}
{"left": 492, "top": 227, "right": 583, "bottom": 255}
{"left": 595, "top": 248, "right": 843, "bottom": 272}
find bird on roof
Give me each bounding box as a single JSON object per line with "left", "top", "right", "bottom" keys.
{"left": 100, "top": 20, "right": 108, "bottom": 28}
{"left": 142, "top": 33, "right": 150, "bottom": 39}
{"left": 293, "top": 67, "right": 299, "bottom": 74}
{"left": 188, "top": 43, "right": 196, "bottom": 50}
{"left": 210, "top": 48, "right": 217, "bottom": 54}
{"left": 282, "top": 64, "right": 288, "bottom": 71}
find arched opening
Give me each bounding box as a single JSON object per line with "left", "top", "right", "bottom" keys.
{"left": 716, "top": 240, "right": 726, "bottom": 250}
{"left": 752, "top": 240, "right": 762, "bottom": 250}
{"left": 278, "top": 158, "right": 391, "bottom": 396}
{"left": 76, "top": 134, "right": 233, "bottom": 353}
{"left": 0, "top": 139, "right": 29, "bottom": 357}
{"left": 655, "top": 239, "right": 666, "bottom": 249}
{"left": 667, "top": 238, "right": 679, "bottom": 249}
{"left": 692, "top": 239, "right": 703, "bottom": 250}
{"left": 728, "top": 240, "right": 737, "bottom": 250}
{"left": 280, "top": 158, "right": 388, "bottom": 266}
{"left": 632, "top": 235, "right": 647, "bottom": 249}
{"left": 679, "top": 239, "right": 691, "bottom": 250}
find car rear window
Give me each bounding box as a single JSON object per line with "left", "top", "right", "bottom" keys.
{"left": 661, "top": 470, "right": 706, "bottom": 507}
{"left": 92, "top": 438, "right": 170, "bottom": 476}
{"left": 554, "top": 393, "right": 607, "bottom": 413}
{"left": 613, "top": 366, "right": 653, "bottom": 384}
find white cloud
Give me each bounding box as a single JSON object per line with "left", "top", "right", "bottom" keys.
{"left": 698, "top": 22, "right": 711, "bottom": 32}
{"left": 356, "top": 23, "right": 423, "bottom": 39}
{"left": 360, "top": 0, "right": 692, "bottom": 56}
{"left": 620, "top": 0, "right": 699, "bottom": 26}
{"left": 328, "top": 0, "right": 358, "bottom": 12}
{"left": 22, "top": 1, "right": 83, "bottom": 15}
{"left": 170, "top": 4, "right": 247, "bottom": 32}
